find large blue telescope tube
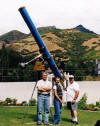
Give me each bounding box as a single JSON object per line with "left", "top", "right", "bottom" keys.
{"left": 19, "top": 7, "right": 63, "bottom": 79}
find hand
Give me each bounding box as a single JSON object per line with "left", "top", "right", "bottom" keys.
{"left": 63, "top": 87, "right": 67, "bottom": 91}
{"left": 60, "top": 100, "right": 63, "bottom": 104}
{"left": 72, "top": 99, "right": 76, "bottom": 103}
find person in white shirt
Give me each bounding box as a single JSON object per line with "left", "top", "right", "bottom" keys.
{"left": 37, "top": 72, "right": 52, "bottom": 125}
{"left": 66, "top": 75, "right": 80, "bottom": 125}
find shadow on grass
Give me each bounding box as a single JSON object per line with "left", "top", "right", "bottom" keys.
{"left": 61, "top": 117, "right": 71, "bottom": 123}
{"left": 16, "top": 112, "right": 37, "bottom": 122}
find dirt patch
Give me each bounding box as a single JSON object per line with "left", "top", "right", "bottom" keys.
{"left": 82, "top": 36, "right": 100, "bottom": 50}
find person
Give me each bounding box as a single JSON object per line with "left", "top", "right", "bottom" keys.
{"left": 95, "top": 120, "right": 100, "bottom": 126}
{"left": 37, "top": 72, "right": 52, "bottom": 125}
{"left": 53, "top": 77, "right": 63, "bottom": 125}
{"left": 66, "top": 75, "right": 80, "bottom": 125}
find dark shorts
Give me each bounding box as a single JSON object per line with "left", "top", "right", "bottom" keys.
{"left": 67, "top": 102, "right": 78, "bottom": 110}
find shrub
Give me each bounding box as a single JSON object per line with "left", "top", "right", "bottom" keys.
{"left": 78, "top": 93, "right": 87, "bottom": 109}
{"left": 29, "top": 99, "right": 36, "bottom": 106}
{"left": 5, "top": 98, "right": 12, "bottom": 105}
{"left": 96, "top": 101, "right": 100, "bottom": 108}
{"left": 88, "top": 104, "right": 95, "bottom": 108}
{"left": 12, "top": 99, "right": 17, "bottom": 105}
{"left": 0, "top": 100, "right": 7, "bottom": 106}
{"left": 21, "top": 101, "right": 28, "bottom": 106}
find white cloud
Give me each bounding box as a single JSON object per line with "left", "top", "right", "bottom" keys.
{"left": 0, "top": 0, "right": 100, "bottom": 35}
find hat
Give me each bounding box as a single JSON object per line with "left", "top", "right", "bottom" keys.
{"left": 69, "top": 75, "right": 74, "bottom": 78}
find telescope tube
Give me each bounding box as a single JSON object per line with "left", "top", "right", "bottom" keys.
{"left": 19, "top": 7, "right": 63, "bottom": 79}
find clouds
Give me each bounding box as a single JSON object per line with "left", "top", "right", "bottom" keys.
{"left": 0, "top": 0, "right": 100, "bottom": 35}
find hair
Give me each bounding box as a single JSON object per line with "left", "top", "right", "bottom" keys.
{"left": 42, "top": 71, "right": 48, "bottom": 76}
{"left": 56, "top": 77, "right": 60, "bottom": 80}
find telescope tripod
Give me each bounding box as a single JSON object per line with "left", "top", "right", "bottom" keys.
{"left": 22, "top": 80, "right": 38, "bottom": 124}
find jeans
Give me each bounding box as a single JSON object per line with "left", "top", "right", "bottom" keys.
{"left": 53, "top": 97, "right": 62, "bottom": 124}
{"left": 37, "top": 94, "right": 50, "bottom": 124}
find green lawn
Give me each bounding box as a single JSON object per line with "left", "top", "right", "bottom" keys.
{"left": 0, "top": 106, "right": 99, "bottom": 126}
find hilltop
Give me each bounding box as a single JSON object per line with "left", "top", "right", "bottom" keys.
{"left": 74, "top": 25, "right": 95, "bottom": 34}
{"left": 0, "top": 30, "right": 28, "bottom": 43}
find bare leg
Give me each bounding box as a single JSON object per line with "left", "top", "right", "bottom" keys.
{"left": 71, "top": 110, "right": 78, "bottom": 122}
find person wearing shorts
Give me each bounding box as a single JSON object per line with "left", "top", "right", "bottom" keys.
{"left": 66, "top": 75, "right": 80, "bottom": 125}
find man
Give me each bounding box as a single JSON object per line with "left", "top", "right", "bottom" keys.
{"left": 37, "top": 72, "right": 52, "bottom": 125}
{"left": 53, "top": 77, "right": 63, "bottom": 125}
{"left": 66, "top": 75, "right": 80, "bottom": 125}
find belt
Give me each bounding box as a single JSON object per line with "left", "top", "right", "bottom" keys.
{"left": 38, "top": 93, "right": 50, "bottom": 96}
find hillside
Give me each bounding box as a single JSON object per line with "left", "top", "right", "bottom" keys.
{"left": 1, "top": 25, "right": 100, "bottom": 81}
{"left": 0, "top": 25, "right": 100, "bottom": 61}
{"left": 0, "top": 30, "right": 28, "bottom": 43}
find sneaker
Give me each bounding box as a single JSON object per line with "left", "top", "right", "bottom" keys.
{"left": 37, "top": 122, "right": 42, "bottom": 125}
{"left": 73, "top": 121, "right": 78, "bottom": 125}
{"left": 70, "top": 120, "right": 74, "bottom": 123}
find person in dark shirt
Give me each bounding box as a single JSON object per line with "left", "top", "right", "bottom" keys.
{"left": 53, "top": 77, "right": 63, "bottom": 125}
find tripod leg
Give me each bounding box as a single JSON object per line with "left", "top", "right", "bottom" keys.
{"left": 22, "top": 81, "right": 37, "bottom": 124}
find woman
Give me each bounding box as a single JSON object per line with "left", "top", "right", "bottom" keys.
{"left": 53, "top": 77, "right": 63, "bottom": 125}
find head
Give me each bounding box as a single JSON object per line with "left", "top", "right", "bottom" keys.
{"left": 55, "top": 77, "right": 60, "bottom": 85}
{"left": 42, "top": 71, "right": 48, "bottom": 81}
{"left": 69, "top": 75, "right": 74, "bottom": 84}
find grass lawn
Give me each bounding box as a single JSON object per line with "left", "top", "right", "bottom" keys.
{"left": 0, "top": 106, "right": 99, "bottom": 126}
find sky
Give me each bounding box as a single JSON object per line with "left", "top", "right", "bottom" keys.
{"left": 0, "top": 0, "right": 100, "bottom": 35}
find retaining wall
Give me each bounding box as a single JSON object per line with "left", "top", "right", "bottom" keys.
{"left": 0, "top": 81, "right": 100, "bottom": 104}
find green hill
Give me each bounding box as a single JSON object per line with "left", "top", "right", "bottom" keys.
{"left": 0, "top": 30, "right": 28, "bottom": 43}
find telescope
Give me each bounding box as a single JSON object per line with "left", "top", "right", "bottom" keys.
{"left": 20, "top": 54, "right": 42, "bottom": 68}
{"left": 19, "top": 7, "right": 65, "bottom": 86}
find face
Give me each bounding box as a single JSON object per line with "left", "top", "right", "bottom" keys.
{"left": 69, "top": 78, "right": 74, "bottom": 84}
{"left": 56, "top": 77, "right": 60, "bottom": 84}
{"left": 42, "top": 72, "right": 48, "bottom": 81}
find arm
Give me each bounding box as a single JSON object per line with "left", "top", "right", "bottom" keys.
{"left": 37, "top": 87, "right": 47, "bottom": 92}
{"left": 44, "top": 87, "right": 52, "bottom": 91}
{"left": 54, "top": 89, "right": 63, "bottom": 104}
{"left": 37, "top": 81, "right": 52, "bottom": 91}
{"left": 72, "top": 91, "right": 79, "bottom": 103}
{"left": 38, "top": 87, "right": 52, "bottom": 92}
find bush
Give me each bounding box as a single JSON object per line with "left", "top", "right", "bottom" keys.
{"left": 12, "top": 99, "right": 17, "bottom": 105}
{"left": 0, "top": 100, "right": 7, "bottom": 106}
{"left": 78, "top": 93, "right": 87, "bottom": 109}
{"left": 88, "top": 104, "right": 95, "bottom": 108}
{"left": 29, "top": 99, "right": 36, "bottom": 106}
{"left": 5, "top": 98, "right": 12, "bottom": 105}
{"left": 21, "top": 101, "right": 28, "bottom": 106}
{"left": 96, "top": 101, "right": 100, "bottom": 108}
